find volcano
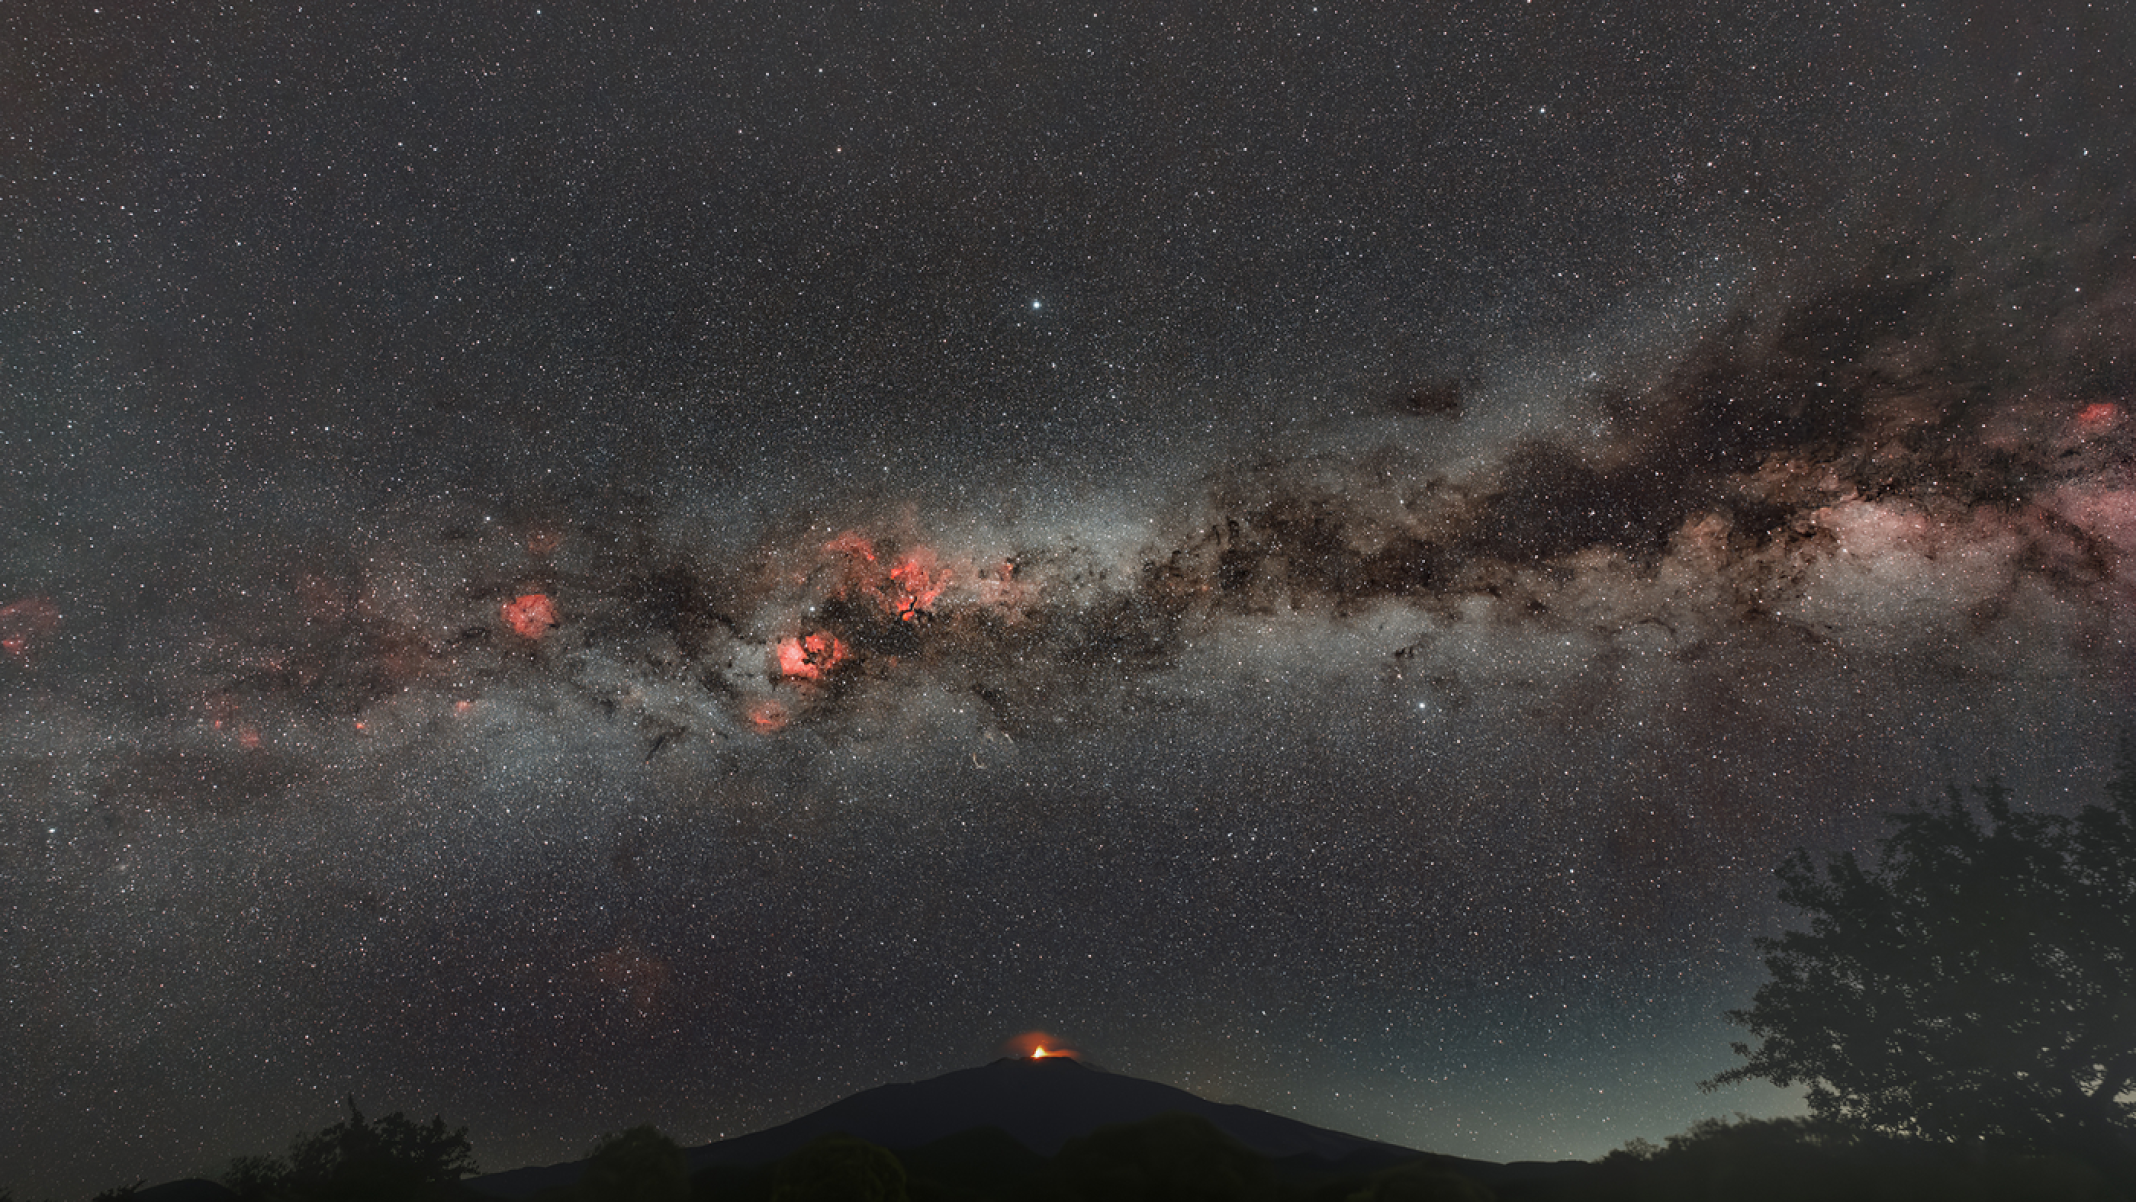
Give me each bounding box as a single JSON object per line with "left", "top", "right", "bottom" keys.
{"left": 465, "top": 1056, "right": 1436, "bottom": 1197}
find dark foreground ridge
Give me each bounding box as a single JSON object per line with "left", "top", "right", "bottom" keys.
{"left": 462, "top": 1056, "right": 1527, "bottom": 1198}
{"left": 65, "top": 1071, "right": 2133, "bottom": 1200}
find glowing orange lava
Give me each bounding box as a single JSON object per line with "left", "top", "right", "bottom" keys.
{"left": 1002, "top": 1030, "right": 1081, "bottom": 1060}
{"left": 774, "top": 632, "right": 848, "bottom": 681}
{"left": 502, "top": 593, "right": 560, "bottom": 638}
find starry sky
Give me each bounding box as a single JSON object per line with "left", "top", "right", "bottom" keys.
{"left": 5, "top": 1, "right": 2134, "bottom": 1195}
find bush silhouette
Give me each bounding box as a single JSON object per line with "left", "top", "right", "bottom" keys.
{"left": 577, "top": 1126, "right": 688, "bottom": 1202}
{"left": 1346, "top": 1162, "right": 1493, "bottom": 1202}
{"left": 1052, "top": 1112, "right": 1276, "bottom": 1202}
{"left": 1597, "top": 1113, "right": 2125, "bottom": 1201}
{"left": 769, "top": 1133, "right": 907, "bottom": 1202}
{"left": 1708, "top": 761, "right": 2136, "bottom": 1180}
{"left": 222, "top": 1096, "right": 476, "bottom": 1202}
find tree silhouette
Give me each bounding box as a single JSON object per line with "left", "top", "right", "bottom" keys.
{"left": 769, "top": 1133, "right": 908, "bottom": 1202}
{"left": 1597, "top": 1113, "right": 2123, "bottom": 1201}
{"left": 1707, "top": 759, "right": 2136, "bottom": 1178}
{"left": 575, "top": 1125, "right": 687, "bottom": 1202}
{"left": 1052, "top": 1112, "right": 1276, "bottom": 1202}
{"left": 224, "top": 1096, "right": 477, "bottom": 1202}
{"left": 1347, "top": 1162, "right": 1494, "bottom": 1202}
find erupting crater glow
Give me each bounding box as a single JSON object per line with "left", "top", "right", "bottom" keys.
{"left": 1002, "top": 1030, "right": 1082, "bottom": 1060}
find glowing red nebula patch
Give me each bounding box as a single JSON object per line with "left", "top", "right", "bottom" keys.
{"left": 888, "top": 551, "right": 948, "bottom": 621}
{"left": 747, "top": 698, "right": 790, "bottom": 733}
{"left": 2078, "top": 401, "right": 2122, "bottom": 431}
{"left": 501, "top": 593, "right": 560, "bottom": 639}
{"left": 774, "top": 631, "right": 848, "bottom": 681}
{"left": 824, "top": 530, "right": 878, "bottom": 562}
{"left": 813, "top": 530, "right": 962, "bottom": 621}
{"left": 976, "top": 559, "right": 1031, "bottom": 615}
{"left": 587, "top": 942, "right": 673, "bottom": 1021}
{"left": 0, "top": 595, "right": 60, "bottom": 662}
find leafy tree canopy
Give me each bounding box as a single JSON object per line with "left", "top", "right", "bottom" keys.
{"left": 576, "top": 1125, "right": 687, "bottom": 1202}
{"left": 770, "top": 1133, "right": 907, "bottom": 1202}
{"left": 1600, "top": 1114, "right": 2124, "bottom": 1202}
{"left": 225, "top": 1096, "right": 477, "bottom": 1202}
{"left": 1708, "top": 758, "right": 2136, "bottom": 1178}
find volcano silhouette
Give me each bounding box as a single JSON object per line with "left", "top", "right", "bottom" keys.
{"left": 466, "top": 1056, "right": 1431, "bottom": 1197}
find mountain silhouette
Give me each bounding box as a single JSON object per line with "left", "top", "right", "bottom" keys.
{"left": 465, "top": 1055, "right": 1432, "bottom": 1197}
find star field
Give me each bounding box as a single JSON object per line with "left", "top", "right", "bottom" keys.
{"left": 3, "top": 2, "right": 2134, "bottom": 1196}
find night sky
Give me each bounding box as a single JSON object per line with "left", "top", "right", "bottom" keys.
{"left": 5, "top": 1, "right": 2134, "bottom": 1195}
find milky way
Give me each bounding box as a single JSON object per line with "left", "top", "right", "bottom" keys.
{"left": 4, "top": 1, "right": 2133, "bottom": 1195}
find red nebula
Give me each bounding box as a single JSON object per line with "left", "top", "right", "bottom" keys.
{"left": 888, "top": 550, "right": 948, "bottom": 621}
{"left": 824, "top": 530, "right": 879, "bottom": 562}
{"left": 2078, "top": 401, "right": 2122, "bottom": 431}
{"left": 747, "top": 697, "right": 790, "bottom": 732}
{"left": 0, "top": 595, "right": 60, "bottom": 661}
{"left": 976, "top": 559, "right": 1032, "bottom": 615}
{"left": 817, "top": 531, "right": 956, "bottom": 621}
{"left": 587, "top": 942, "right": 674, "bottom": 1022}
{"left": 774, "top": 631, "right": 848, "bottom": 681}
{"left": 502, "top": 593, "right": 560, "bottom": 638}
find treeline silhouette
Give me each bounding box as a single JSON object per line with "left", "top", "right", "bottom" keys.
{"left": 686, "top": 1113, "right": 2129, "bottom": 1201}
{"left": 1705, "top": 757, "right": 2136, "bottom": 1187}
{"left": 13, "top": 1105, "right": 2130, "bottom": 1202}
